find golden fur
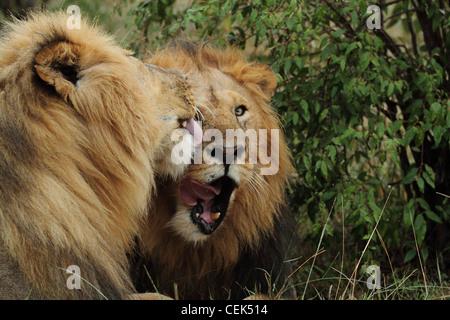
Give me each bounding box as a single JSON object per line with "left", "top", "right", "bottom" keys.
{"left": 0, "top": 13, "right": 197, "bottom": 299}
{"left": 132, "top": 42, "right": 295, "bottom": 299}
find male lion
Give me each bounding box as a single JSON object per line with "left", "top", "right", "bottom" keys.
{"left": 131, "top": 41, "right": 297, "bottom": 299}
{"left": 0, "top": 13, "right": 201, "bottom": 299}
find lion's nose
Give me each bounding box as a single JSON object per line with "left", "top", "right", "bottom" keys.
{"left": 206, "top": 144, "right": 245, "bottom": 168}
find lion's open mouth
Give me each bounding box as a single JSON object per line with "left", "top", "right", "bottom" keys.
{"left": 178, "top": 177, "right": 236, "bottom": 235}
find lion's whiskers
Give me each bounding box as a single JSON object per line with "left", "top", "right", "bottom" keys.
{"left": 248, "top": 175, "right": 264, "bottom": 203}
{"left": 253, "top": 169, "right": 275, "bottom": 195}
{"left": 191, "top": 94, "right": 216, "bottom": 123}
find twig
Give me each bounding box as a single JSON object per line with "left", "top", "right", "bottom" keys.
{"left": 385, "top": 269, "right": 418, "bottom": 299}
{"left": 436, "top": 191, "right": 450, "bottom": 199}
{"left": 375, "top": 228, "right": 398, "bottom": 298}
{"left": 409, "top": 209, "right": 429, "bottom": 299}
{"left": 340, "top": 187, "right": 394, "bottom": 299}
{"left": 276, "top": 248, "right": 325, "bottom": 300}
{"left": 380, "top": 0, "right": 404, "bottom": 8}
{"left": 335, "top": 194, "right": 345, "bottom": 300}
{"left": 301, "top": 197, "right": 337, "bottom": 300}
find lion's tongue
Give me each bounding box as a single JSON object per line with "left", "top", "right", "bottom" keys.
{"left": 185, "top": 118, "right": 203, "bottom": 146}
{"left": 178, "top": 179, "right": 222, "bottom": 224}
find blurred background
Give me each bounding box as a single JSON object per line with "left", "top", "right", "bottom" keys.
{"left": 1, "top": 0, "right": 448, "bottom": 299}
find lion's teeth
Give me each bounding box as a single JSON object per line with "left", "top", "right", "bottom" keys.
{"left": 210, "top": 212, "right": 220, "bottom": 221}
{"left": 181, "top": 120, "right": 187, "bottom": 128}
{"left": 195, "top": 213, "right": 200, "bottom": 218}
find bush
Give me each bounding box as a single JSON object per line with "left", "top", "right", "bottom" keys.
{"left": 118, "top": 0, "right": 450, "bottom": 287}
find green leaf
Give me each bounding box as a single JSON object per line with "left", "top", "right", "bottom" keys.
{"left": 430, "top": 102, "right": 442, "bottom": 122}
{"left": 345, "top": 42, "right": 358, "bottom": 56}
{"left": 284, "top": 59, "right": 292, "bottom": 74}
{"left": 425, "top": 210, "right": 442, "bottom": 224}
{"left": 414, "top": 214, "right": 427, "bottom": 246}
{"left": 315, "top": 160, "right": 321, "bottom": 172}
{"left": 319, "top": 109, "right": 329, "bottom": 123}
{"left": 433, "top": 125, "right": 445, "bottom": 146}
{"left": 375, "top": 122, "right": 384, "bottom": 139}
{"left": 341, "top": 128, "right": 354, "bottom": 140}
{"left": 328, "top": 145, "right": 336, "bottom": 162}
{"left": 350, "top": 10, "right": 358, "bottom": 27}
{"left": 403, "top": 127, "right": 415, "bottom": 145}
{"left": 403, "top": 199, "right": 415, "bottom": 227}
{"left": 392, "top": 120, "right": 403, "bottom": 134}
{"left": 404, "top": 249, "right": 417, "bottom": 263}
{"left": 292, "top": 112, "right": 299, "bottom": 125}
{"left": 303, "top": 155, "right": 311, "bottom": 170}
{"left": 402, "top": 167, "right": 418, "bottom": 184}
{"left": 301, "top": 100, "right": 310, "bottom": 123}
{"left": 320, "top": 44, "right": 333, "bottom": 61}
{"left": 294, "top": 56, "right": 303, "bottom": 68}
{"left": 236, "top": 12, "right": 243, "bottom": 24}
{"left": 340, "top": 58, "right": 346, "bottom": 71}
{"left": 250, "top": 9, "right": 258, "bottom": 23}
{"left": 424, "top": 164, "right": 435, "bottom": 182}
{"left": 322, "top": 190, "right": 335, "bottom": 202}
{"left": 416, "top": 198, "right": 430, "bottom": 211}
{"left": 320, "top": 160, "right": 328, "bottom": 178}
{"left": 387, "top": 82, "right": 395, "bottom": 97}
{"left": 369, "top": 201, "right": 381, "bottom": 219}
{"left": 422, "top": 171, "right": 435, "bottom": 189}
{"left": 168, "top": 23, "right": 180, "bottom": 34}
{"left": 417, "top": 177, "right": 425, "bottom": 193}
{"left": 360, "top": 52, "right": 371, "bottom": 72}
{"left": 332, "top": 29, "right": 345, "bottom": 38}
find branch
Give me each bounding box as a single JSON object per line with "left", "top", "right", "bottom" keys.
{"left": 380, "top": 0, "right": 404, "bottom": 8}
{"left": 324, "top": 0, "right": 357, "bottom": 37}
{"left": 406, "top": 11, "right": 419, "bottom": 58}
{"left": 383, "top": 9, "right": 415, "bottom": 23}
{"left": 376, "top": 28, "right": 402, "bottom": 57}
{"left": 413, "top": 2, "right": 443, "bottom": 57}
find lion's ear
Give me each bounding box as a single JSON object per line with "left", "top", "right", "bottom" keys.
{"left": 34, "top": 41, "right": 80, "bottom": 98}
{"left": 253, "top": 64, "right": 277, "bottom": 99}
{"left": 235, "top": 63, "right": 277, "bottom": 101}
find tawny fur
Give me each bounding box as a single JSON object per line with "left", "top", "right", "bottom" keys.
{"left": 132, "top": 42, "right": 296, "bottom": 299}
{"left": 0, "top": 13, "right": 196, "bottom": 299}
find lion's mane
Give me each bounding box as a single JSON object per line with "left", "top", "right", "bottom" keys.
{"left": 0, "top": 12, "right": 193, "bottom": 299}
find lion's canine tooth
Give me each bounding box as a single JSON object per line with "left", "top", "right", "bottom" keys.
{"left": 210, "top": 212, "right": 220, "bottom": 221}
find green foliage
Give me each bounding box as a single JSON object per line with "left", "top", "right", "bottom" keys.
{"left": 118, "top": 0, "right": 450, "bottom": 276}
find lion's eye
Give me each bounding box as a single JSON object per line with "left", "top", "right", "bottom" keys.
{"left": 234, "top": 105, "right": 247, "bottom": 117}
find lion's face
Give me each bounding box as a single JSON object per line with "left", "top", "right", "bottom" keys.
{"left": 151, "top": 49, "right": 282, "bottom": 243}
{"left": 171, "top": 71, "right": 252, "bottom": 241}
{"left": 133, "top": 60, "right": 203, "bottom": 179}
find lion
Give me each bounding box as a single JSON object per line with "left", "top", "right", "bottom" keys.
{"left": 131, "top": 41, "right": 297, "bottom": 300}
{"left": 0, "top": 13, "right": 202, "bottom": 299}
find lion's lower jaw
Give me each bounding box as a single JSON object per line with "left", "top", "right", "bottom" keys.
{"left": 168, "top": 211, "right": 211, "bottom": 244}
